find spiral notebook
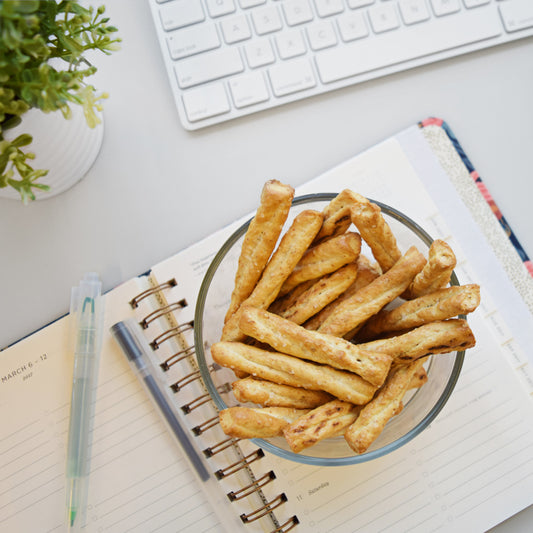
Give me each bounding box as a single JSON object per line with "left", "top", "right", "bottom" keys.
{"left": 2, "top": 119, "right": 533, "bottom": 533}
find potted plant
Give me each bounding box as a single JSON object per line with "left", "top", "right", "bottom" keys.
{"left": 0, "top": 0, "right": 120, "bottom": 203}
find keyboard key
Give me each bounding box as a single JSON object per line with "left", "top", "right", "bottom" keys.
{"left": 315, "top": 7, "right": 501, "bottom": 83}
{"left": 282, "top": 0, "right": 314, "bottom": 26}
{"left": 314, "top": 0, "right": 345, "bottom": 18}
{"left": 159, "top": 0, "right": 205, "bottom": 31}
{"left": 337, "top": 12, "right": 369, "bottom": 41}
{"left": 244, "top": 38, "right": 275, "bottom": 67}
{"left": 368, "top": 4, "right": 400, "bottom": 33}
{"left": 220, "top": 14, "right": 252, "bottom": 43}
{"left": 166, "top": 24, "right": 220, "bottom": 60}
{"left": 463, "top": 0, "right": 490, "bottom": 7}
{"left": 306, "top": 21, "right": 338, "bottom": 50}
{"left": 182, "top": 83, "right": 230, "bottom": 122}
{"left": 399, "top": 0, "right": 431, "bottom": 25}
{"left": 269, "top": 57, "right": 316, "bottom": 96}
{"left": 206, "top": 0, "right": 236, "bottom": 18}
{"left": 499, "top": 0, "right": 533, "bottom": 32}
{"left": 430, "top": 0, "right": 461, "bottom": 17}
{"left": 276, "top": 29, "right": 307, "bottom": 58}
{"left": 252, "top": 5, "right": 283, "bottom": 35}
{"left": 239, "top": 0, "right": 266, "bottom": 7}
{"left": 347, "top": 0, "right": 375, "bottom": 9}
{"left": 175, "top": 48, "right": 244, "bottom": 88}
{"left": 229, "top": 72, "right": 270, "bottom": 107}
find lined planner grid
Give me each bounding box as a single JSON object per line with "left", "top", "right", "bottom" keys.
{"left": 0, "top": 280, "right": 224, "bottom": 533}
{"left": 0, "top": 319, "right": 68, "bottom": 533}
{"left": 0, "top": 414, "right": 64, "bottom": 530}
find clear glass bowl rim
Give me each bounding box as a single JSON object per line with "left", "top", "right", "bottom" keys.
{"left": 194, "top": 193, "right": 465, "bottom": 466}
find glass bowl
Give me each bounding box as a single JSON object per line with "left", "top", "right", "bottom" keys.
{"left": 194, "top": 193, "right": 464, "bottom": 466}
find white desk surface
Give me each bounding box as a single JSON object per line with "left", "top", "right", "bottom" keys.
{"left": 1, "top": 1, "right": 532, "bottom": 530}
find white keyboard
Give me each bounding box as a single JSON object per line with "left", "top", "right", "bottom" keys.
{"left": 149, "top": 0, "right": 533, "bottom": 130}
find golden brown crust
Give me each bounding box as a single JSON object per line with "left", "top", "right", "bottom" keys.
{"left": 350, "top": 200, "right": 402, "bottom": 272}
{"left": 358, "top": 319, "right": 476, "bottom": 362}
{"left": 224, "top": 180, "right": 294, "bottom": 323}
{"left": 277, "top": 263, "right": 358, "bottom": 325}
{"left": 279, "top": 232, "right": 361, "bottom": 296}
{"left": 303, "top": 255, "right": 381, "bottom": 331}
{"left": 219, "top": 406, "right": 309, "bottom": 439}
{"left": 352, "top": 254, "right": 383, "bottom": 289}
{"left": 268, "top": 279, "right": 317, "bottom": 316}
{"left": 283, "top": 400, "right": 362, "bottom": 453}
{"left": 238, "top": 306, "right": 393, "bottom": 387}
{"left": 211, "top": 341, "right": 378, "bottom": 404}
{"left": 405, "top": 239, "right": 457, "bottom": 299}
{"left": 317, "top": 246, "right": 426, "bottom": 338}
{"left": 408, "top": 366, "right": 428, "bottom": 389}
{"left": 232, "top": 377, "right": 333, "bottom": 408}
{"left": 314, "top": 189, "right": 369, "bottom": 244}
{"left": 221, "top": 209, "right": 323, "bottom": 342}
{"left": 357, "top": 284, "right": 481, "bottom": 341}
{"left": 344, "top": 359, "right": 426, "bottom": 453}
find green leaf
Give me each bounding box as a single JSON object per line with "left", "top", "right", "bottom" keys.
{"left": 0, "top": 115, "right": 23, "bottom": 129}
{"left": 9, "top": 1, "right": 40, "bottom": 15}
{"left": 10, "top": 133, "right": 33, "bottom": 147}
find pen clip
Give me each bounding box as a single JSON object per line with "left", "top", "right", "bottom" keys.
{"left": 69, "top": 273, "right": 105, "bottom": 353}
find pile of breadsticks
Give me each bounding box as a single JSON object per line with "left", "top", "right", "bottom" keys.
{"left": 211, "top": 180, "right": 480, "bottom": 455}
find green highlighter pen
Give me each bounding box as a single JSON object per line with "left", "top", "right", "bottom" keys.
{"left": 65, "top": 273, "right": 104, "bottom": 531}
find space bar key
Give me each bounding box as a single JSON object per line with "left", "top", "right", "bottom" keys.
{"left": 315, "top": 9, "right": 502, "bottom": 84}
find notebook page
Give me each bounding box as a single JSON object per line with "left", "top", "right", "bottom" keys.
{"left": 0, "top": 278, "right": 223, "bottom": 533}
{"left": 150, "top": 130, "right": 533, "bottom": 532}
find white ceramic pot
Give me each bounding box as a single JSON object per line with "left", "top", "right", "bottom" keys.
{"left": 1, "top": 104, "right": 104, "bottom": 201}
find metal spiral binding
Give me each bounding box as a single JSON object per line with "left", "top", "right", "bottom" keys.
{"left": 129, "top": 278, "right": 177, "bottom": 308}
{"left": 240, "top": 493, "right": 288, "bottom": 523}
{"left": 214, "top": 449, "right": 265, "bottom": 479}
{"left": 274, "top": 516, "right": 299, "bottom": 532}
{"left": 192, "top": 415, "right": 220, "bottom": 436}
{"left": 181, "top": 391, "right": 211, "bottom": 413}
{"left": 181, "top": 383, "right": 231, "bottom": 414}
{"left": 160, "top": 345, "right": 195, "bottom": 371}
{"left": 140, "top": 299, "right": 187, "bottom": 329}
{"left": 227, "top": 471, "right": 276, "bottom": 501}
{"left": 169, "top": 368, "right": 201, "bottom": 392}
{"left": 202, "top": 436, "right": 239, "bottom": 458}
{"left": 150, "top": 320, "right": 194, "bottom": 349}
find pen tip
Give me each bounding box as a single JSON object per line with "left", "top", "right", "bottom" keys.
{"left": 70, "top": 509, "right": 77, "bottom": 526}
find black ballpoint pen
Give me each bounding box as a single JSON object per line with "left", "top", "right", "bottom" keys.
{"left": 111, "top": 319, "right": 210, "bottom": 481}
